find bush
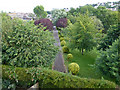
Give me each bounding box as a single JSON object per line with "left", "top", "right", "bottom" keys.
{"left": 56, "top": 18, "right": 67, "bottom": 28}
{"left": 2, "top": 65, "right": 117, "bottom": 88}
{"left": 67, "top": 54, "right": 73, "bottom": 60}
{"left": 62, "top": 46, "right": 69, "bottom": 53}
{"left": 68, "top": 63, "right": 80, "bottom": 75}
{"left": 96, "top": 38, "right": 120, "bottom": 84}
{"left": 60, "top": 37, "right": 64, "bottom": 41}
{"left": 60, "top": 40, "right": 66, "bottom": 46}
{"left": 2, "top": 13, "right": 58, "bottom": 68}
{"left": 34, "top": 18, "right": 53, "bottom": 31}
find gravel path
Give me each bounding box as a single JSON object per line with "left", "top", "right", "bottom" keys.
{"left": 52, "top": 28, "right": 66, "bottom": 73}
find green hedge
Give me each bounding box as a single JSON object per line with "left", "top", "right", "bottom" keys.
{"left": 2, "top": 65, "right": 116, "bottom": 88}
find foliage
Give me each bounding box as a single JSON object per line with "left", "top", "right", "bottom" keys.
{"left": 34, "top": 18, "right": 53, "bottom": 31}
{"left": 67, "top": 15, "right": 77, "bottom": 24}
{"left": 67, "top": 54, "right": 73, "bottom": 60}
{"left": 2, "top": 13, "right": 58, "bottom": 68}
{"left": 51, "top": 9, "right": 67, "bottom": 25}
{"left": 56, "top": 18, "right": 67, "bottom": 28}
{"left": 60, "top": 37, "right": 64, "bottom": 41}
{"left": 2, "top": 79, "right": 16, "bottom": 89}
{"left": 33, "top": 5, "right": 47, "bottom": 19}
{"left": 90, "top": 16, "right": 104, "bottom": 31}
{"left": 63, "top": 13, "right": 99, "bottom": 55}
{"left": 68, "top": 63, "right": 80, "bottom": 75}
{"left": 95, "top": 6, "right": 118, "bottom": 33}
{"left": 98, "top": 24, "right": 120, "bottom": 50}
{"left": 60, "top": 40, "right": 66, "bottom": 46}
{"left": 2, "top": 65, "right": 117, "bottom": 88}
{"left": 68, "top": 5, "right": 96, "bottom": 16}
{"left": 96, "top": 38, "right": 120, "bottom": 84}
{"left": 62, "top": 46, "right": 69, "bottom": 53}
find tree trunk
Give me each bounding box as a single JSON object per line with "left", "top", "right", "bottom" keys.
{"left": 82, "top": 48, "right": 84, "bottom": 55}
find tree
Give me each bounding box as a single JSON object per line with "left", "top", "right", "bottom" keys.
{"left": 63, "top": 13, "right": 99, "bottom": 55}
{"left": 90, "top": 16, "right": 104, "bottom": 31}
{"left": 33, "top": 5, "right": 47, "bottom": 19}
{"left": 98, "top": 24, "right": 120, "bottom": 51}
{"left": 51, "top": 9, "right": 67, "bottom": 25}
{"left": 96, "top": 38, "right": 120, "bottom": 84}
{"left": 94, "top": 6, "right": 118, "bottom": 33}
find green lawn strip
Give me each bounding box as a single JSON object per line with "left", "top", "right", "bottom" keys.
{"left": 63, "top": 49, "right": 116, "bottom": 83}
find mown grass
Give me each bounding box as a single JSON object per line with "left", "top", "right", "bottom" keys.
{"left": 63, "top": 48, "right": 116, "bottom": 83}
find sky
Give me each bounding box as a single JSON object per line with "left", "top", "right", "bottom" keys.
{"left": 0, "top": 0, "right": 119, "bottom": 13}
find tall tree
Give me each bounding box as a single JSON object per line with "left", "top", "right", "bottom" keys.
{"left": 63, "top": 13, "right": 99, "bottom": 55}
{"left": 33, "top": 5, "right": 47, "bottom": 19}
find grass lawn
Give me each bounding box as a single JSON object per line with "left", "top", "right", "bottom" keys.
{"left": 63, "top": 48, "right": 116, "bottom": 83}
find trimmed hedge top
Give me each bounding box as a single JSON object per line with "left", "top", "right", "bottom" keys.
{"left": 2, "top": 65, "right": 116, "bottom": 88}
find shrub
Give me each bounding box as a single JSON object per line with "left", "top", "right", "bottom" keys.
{"left": 62, "top": 46, "right": 69, "bottom": 53}
{"left": 2, "top": 14, "right": 58, "bottom": 68}
{"left": 60, "top": 37, "right": 64, "bottom": 41}
{"left": 60, "top": 40, "right": 66, "bottom": 46}
{"left": 67, "top": 54, "right": 73, "bottom": 60}
{"left": 96, "top": 38, "right": 120, "bottom": 84}
{"left": 68, "top": 63, "right": 80, "bottom": 75}
{"left": 2, "top": 65, "right": 117, "bottom": 88}
{"left": 56, "top": 18, "right": 67, "bottom": 28}
{"left": 34, "top": 18, "right": 53, "bottom": 31}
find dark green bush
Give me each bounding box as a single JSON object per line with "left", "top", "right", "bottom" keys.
{"left": 2, "top": 13, "right": 58, "bottom": 68}
{"left": 96, "top": 38, "right": 120, "bottom": 84}
{"left": 2, "top": 65, "right": 117, "bottom": 88}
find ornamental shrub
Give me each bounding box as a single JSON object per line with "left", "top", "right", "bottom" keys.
{"left": 34, "top": 18, "right": 53, "bottom": 31}
{"left": 60, "top": 40, "right": 66, "bottom": 46}
{"left": 56, "top": 18, "right": 67, "bottom": 28}
{"left": 68, "top": 63, "right": 80, "bottom": 75}
{"left": 67, "top": 54, "right": 73, "bottom": 60}
{"left": 62, "top": 46, "right": 69, "bottom": 53}
{"left": 60, "top": 37, "right": 64, "bottom": 41}
{"left": 2, "top": 13, "right": 58, "bottom": 68}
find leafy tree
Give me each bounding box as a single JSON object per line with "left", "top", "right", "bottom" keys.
{"left": 98, "top": 24, "right": 120, "bottom": 51}
{"left": 33, "top": 5, "right": 47, "bottom": 19}
{"left": 90, "top": 16, "right": 104, "bottom": 31}
{"left": 96, "top": 38, "right": 120, "bottom": 83}
{"left": 51, "top": 9, "right": 67, "bottom": 25}
{"left": 95, "top": 6, "right": 118, "bottom": 33}
{"left": 63, "top": 13, "right": 99, "bottom": 55}
{"left": 2, "top": 13, "right": 58, "bottom": 68}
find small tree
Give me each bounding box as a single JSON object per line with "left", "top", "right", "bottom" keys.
{"left": 33, "top": 5, "right": 47, "bottom": 19}
{"left": 63, "top": 13, "right": 99, "bottom": 55}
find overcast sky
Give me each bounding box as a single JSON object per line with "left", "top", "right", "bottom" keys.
{"left": 0, "top": 0, "right": 119, "bottom": 13}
